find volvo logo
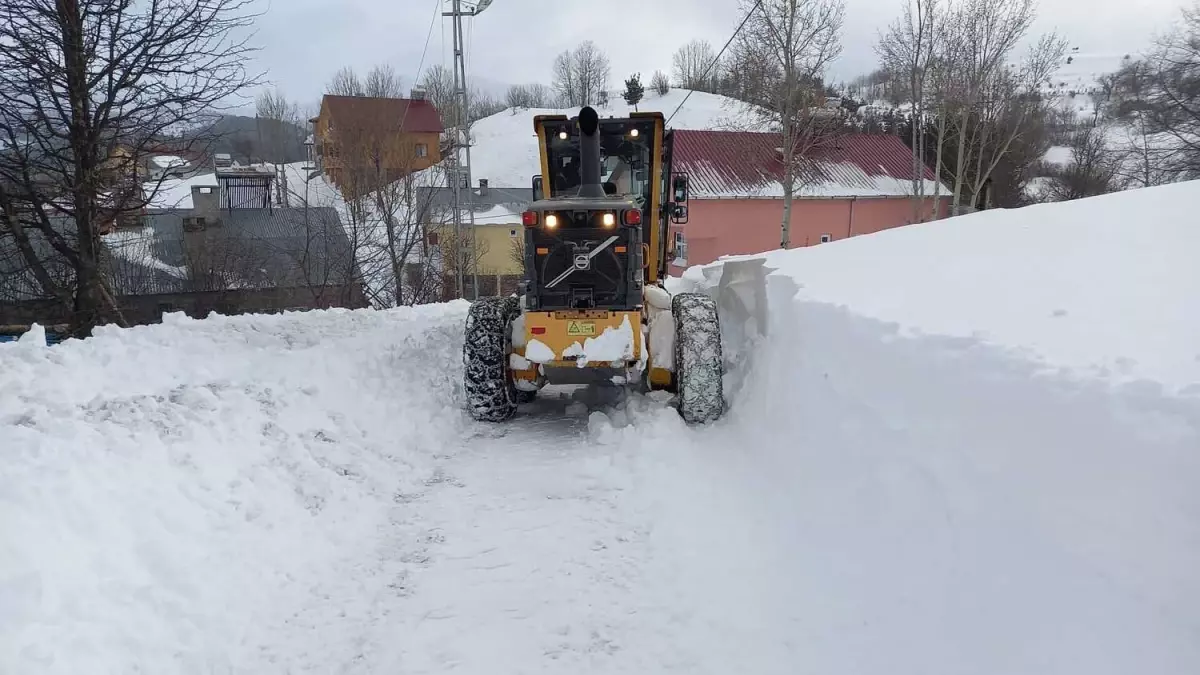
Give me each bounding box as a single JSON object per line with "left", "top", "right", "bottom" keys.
{"left": 573, "top": 253, "right": 590, "bottom": 270}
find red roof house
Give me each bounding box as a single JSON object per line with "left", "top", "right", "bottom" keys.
{"left": 312, "top": 94, "right": 445, "bottom": 188}
{"left": 669, "top": 130, "right": 948, "bottom": 270}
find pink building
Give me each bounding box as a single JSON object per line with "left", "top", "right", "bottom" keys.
{"left": 669, "top": 130, "right": 949, "bottom": 272}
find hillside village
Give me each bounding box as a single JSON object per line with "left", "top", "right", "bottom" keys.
{"left": 2, "top": 0, "right": 1197, "bottom": 335}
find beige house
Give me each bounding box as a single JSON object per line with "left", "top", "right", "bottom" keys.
{"left": 421, "top": 181, "right": 530, "bottom": 300}
{"left": 311, "top": 92, "right": 445, "bottom": 192}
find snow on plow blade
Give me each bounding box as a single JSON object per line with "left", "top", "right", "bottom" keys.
{"left": 705, "top": 257, "right": 772, "bottom": 358}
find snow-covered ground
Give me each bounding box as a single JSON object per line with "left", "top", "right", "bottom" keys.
{"left": 3, "top": 182, "right": 1198, "bottom": 674}
{"left": 1045, "top": 51, "right": 1133, "bottom": 117}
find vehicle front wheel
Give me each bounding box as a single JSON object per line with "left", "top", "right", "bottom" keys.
{"left": 672, "top": 292, "right": 725, "bottom": 424}
{"left": 463, "top": 296, "right": 520, "bottom": 422}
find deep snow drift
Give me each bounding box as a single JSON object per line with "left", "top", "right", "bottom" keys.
{"left": 3, "top": 183, "right": 1199, "bottom": 674}
{"left": 684, "top": 179, "right": 1200, "bottom": 393}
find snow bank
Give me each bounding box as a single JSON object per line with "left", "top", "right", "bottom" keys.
{"left": 1, "top": 303, "right": 472, "bottom": 674}
{"left": 5, "top": 182, "right": 1198, "bottom": 674}
{"left": 688, "top": 280, "right": 1200, "bottom": 675}
{"left": 685, "top": 180, "right": 1200, "bottom": 394}
{"left": 667, "top": 181, "right": 1200, "bottom": 673}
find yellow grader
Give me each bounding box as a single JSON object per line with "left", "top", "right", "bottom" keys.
{"left": 463, "top": 105, "right": 724, "bottom": 424}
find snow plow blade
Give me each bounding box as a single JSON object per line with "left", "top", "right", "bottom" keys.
{"left": 705, "top": 257, "right": 772, "bottom": 352}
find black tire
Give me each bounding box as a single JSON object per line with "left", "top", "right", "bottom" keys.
{"left": 463, "top": 296, "right": 521, "bottom": 422}
{"left": 672, "top": 292, "right": 724, "bottom": 424}
{"left": 514, "top": 389, "right": 538, "bottom": 404}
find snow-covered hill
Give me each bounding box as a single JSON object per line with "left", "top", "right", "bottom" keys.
{"left": 3, "top": 182, "right": 1198, "bottom": 673}
{"left": 465, "top": 89, "right": 760, "bottom": 189}
{"left": 1044, "top": 50, "right": 1134, "bottom": 117}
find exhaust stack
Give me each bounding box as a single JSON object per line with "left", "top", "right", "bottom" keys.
{"left": 576, "top": 106, "right": 606, "bottom": 199}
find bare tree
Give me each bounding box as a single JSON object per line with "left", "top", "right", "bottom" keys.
{"left": 736, "top": 0, "right": 847, "bottom": 249}
{"left": 505, "top": 83, "right": 554, "bottom": 109}
{"left": 673, "top": 39, "right": 720, "bottom": 91}
{"left": 365, "top": 65, "right": 404, "bottom": 98}
{"left": 328, "top": 64, "right": 404, "bottom": 99}
{"left": 551, "top": 52, "right": 578, "bottom": 107}
{"left": 469, "top": 87, "right": 505, "bottom": 122}
{"left": 722, "top": 33, "right": 784, "bottom": 107}
{"left": 940, "top": 0, "right": 1043, "bottom": 214}
{"left": 327, "top": 66, "right": 364, "bottom": 96}
{"left": 322, "top": 101, "right": 442, "bottom": 305}
{"left": 1113, "top": 5, "right": 1200, "bottom": 180}
{"left": 1043, "top": 122, "right": 1124, "bottom": 201}
{"left": 876, "top": 0, "right": 941, "bottom": 222}
{"left": 552, "top": 41, "right": 612, "bottom": 107}
{"left": 302, "top": 102, "right": 451, "bottom": 307}
{"left": 256, "top": 87, "right": 301, "bottom": 164}
{"left": 420, "top": 65, "right": 458, "bottom": 127}
{"left": 509, "top": 236, "right": 526, "bottom": 271}
{"left": 0, "top": 0, "right": 260, "bottom": 335}
{"left": 427, "top": 222, "right": 490, "bottom": 301}
{"left": 651, "top": 70, "right": 671, "bottom": 96}
{"left": 1105, "top": 60, "right": 1177, "bottom": 188}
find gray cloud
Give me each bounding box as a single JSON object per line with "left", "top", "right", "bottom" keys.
{"left": 248, "top": 0, "right": 1188, "bottom": 109}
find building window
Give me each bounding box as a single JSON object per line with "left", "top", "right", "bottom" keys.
{"left": 415, "top": 143, "right": 428, "bottom": 158}
{"left": 819, "top": 233, "right": 832, "bottom": 243}
{"left": 427, "top": 232, "right": 439, "bottom": 246}
{"left": 673, "top": 231, "right": 687, "bottom": 265}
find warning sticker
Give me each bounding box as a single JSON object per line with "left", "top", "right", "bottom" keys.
{"left": 566, "top": 321, "right": 596, "bottom": 336}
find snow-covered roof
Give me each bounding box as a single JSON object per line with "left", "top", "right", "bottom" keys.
{"left": 674, "top": 130, "right": 946, "bottom": 199}
{"left": 150, "top": 155, "right": 188, "bottom": 170}
{"left": 146, "top": 174, "right": 219, "bottom": 209}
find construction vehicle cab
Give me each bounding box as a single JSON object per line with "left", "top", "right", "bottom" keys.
{"left": 462, "top": 106, "right": 724, "bottom": 425}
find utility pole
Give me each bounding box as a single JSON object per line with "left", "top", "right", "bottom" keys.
{"left": 443, "top": 0, "right": 492, "bottom": 300}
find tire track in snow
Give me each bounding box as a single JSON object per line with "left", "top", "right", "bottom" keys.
{"left": 353, "top": 385, "right": 710, "bottom": 673}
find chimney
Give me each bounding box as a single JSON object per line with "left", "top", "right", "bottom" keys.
{"left": 411, "top": 86, "right": 427, "bottom": 101}
{"left": 190, "top": 184, "right": 221, "bottom": 226}
{"left": 478, "top": 178, "right": 488, "bottom": 196}
{"left": 183, "top": 184, "right": 222, "bottom": 288}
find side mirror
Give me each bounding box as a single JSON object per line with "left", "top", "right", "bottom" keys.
{"left": 672, "top": 173, "right": 689, "bottom": 203}
{"left": 671, "top": 203, "right": 688, "bottom": 224}
{"left": 532, "top": 175, "right": 543, "bottom": 201}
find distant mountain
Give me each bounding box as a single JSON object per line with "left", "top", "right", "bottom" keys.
{"left": 174, "top": 115, "right": 309, "bottom": 165}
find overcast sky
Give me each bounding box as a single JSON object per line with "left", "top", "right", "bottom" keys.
{"left": 246, "top": 0, "right": 1189, "bottom": 112}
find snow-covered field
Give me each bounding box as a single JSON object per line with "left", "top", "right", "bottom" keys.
{"left": 1045, "top": 51, "right": 1133, "bottom": 117}
{"left": 3, "top": 182, "right": 1199, "bottom": 673}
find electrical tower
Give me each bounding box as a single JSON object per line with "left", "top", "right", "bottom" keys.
{"left": 444, "top": 0, "right": 491, "bottom": 299}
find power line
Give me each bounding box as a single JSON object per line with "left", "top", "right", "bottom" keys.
{"left": 665, "top": 0, "right": 765, "bottom": 126}
{"left": 396, "top": 0, "right": 443, "bottom": 135}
